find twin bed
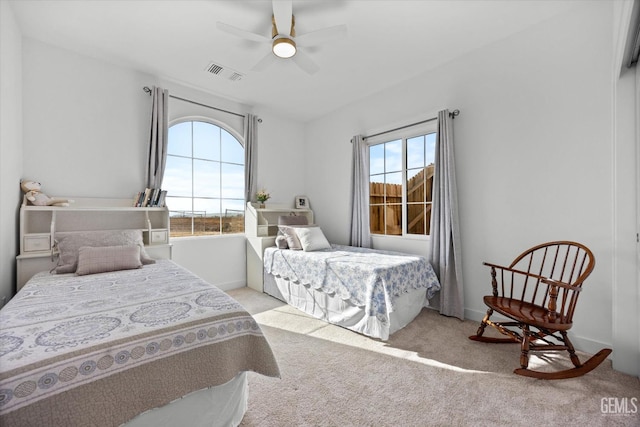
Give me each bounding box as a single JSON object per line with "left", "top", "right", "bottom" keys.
{"left": 1, "top": 230, "right": 280, "bottom": 427}
{"left": 262, "top": 216, "right": 441, "bottom": 341}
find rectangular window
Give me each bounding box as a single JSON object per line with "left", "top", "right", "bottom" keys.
{"left": 368, "top": 124, "right": 436, "bottom": 236}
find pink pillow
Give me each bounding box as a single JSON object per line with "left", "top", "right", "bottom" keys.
{"left": 76, "top": 245, "right": 142, "bottom": 276}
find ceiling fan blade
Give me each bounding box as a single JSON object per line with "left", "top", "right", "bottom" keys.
{"left": 291, "top": 51, "right": 320, "bottom": 75}
{"left": 296, "top": 25, "right": 348, "bottom": 47}
{"left": 272, "top": 0, "right": 293, "bottom": 36}
{"left": 251, "top": 52, "right": 278, "bottom": 72}
{"left": 216, "top": 22, "right": 269, "bottom": 43}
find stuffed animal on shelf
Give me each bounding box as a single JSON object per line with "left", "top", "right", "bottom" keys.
{"left": 20, "top": 180, "right": 73, "bottom": 207}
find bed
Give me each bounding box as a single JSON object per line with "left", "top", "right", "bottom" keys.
{"left": 0, "top": 239, "right": 280, "bottom": 426}
{"left": 263, "top": 220, "right": 440, "bottom": 340}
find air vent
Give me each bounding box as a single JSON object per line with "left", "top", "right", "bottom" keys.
{"left": 207, "top": 63, "right": 224, "bottom": 75}
{"left": 205, "top": 62, "right": 244, "bottom": 82}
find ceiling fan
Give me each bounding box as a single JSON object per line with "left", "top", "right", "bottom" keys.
{"left": 216, "top": 0, "right": 347, "bottom": 75}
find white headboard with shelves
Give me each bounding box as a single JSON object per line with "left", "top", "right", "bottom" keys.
{"left": 245, "top": 202, "right": 314, "bottom": 237}
{"left": 16, "top": 197, "right": 171, "bottom": 290}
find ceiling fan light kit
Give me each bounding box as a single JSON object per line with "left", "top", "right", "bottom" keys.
{"left": 273, "top": 37, "right": 296, "bottom": 58}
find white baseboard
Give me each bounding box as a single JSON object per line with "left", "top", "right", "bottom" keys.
{"left": 215, "top": 280, "right": 246, "bottom": 291}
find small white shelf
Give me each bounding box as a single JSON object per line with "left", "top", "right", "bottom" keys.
{"left": 245, "top": 202, "right": 313, "bottom": 237}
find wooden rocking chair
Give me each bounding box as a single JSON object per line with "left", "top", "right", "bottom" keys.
{"left": 468, "top": 241, "right": 612, "bottom": 379}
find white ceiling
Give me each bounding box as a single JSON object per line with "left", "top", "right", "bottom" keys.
{"left": 10, "top": 0, "right": 579, "bottom": 122}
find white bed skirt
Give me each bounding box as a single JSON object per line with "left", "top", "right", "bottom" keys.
{"left": 264, "top": 272, "right": 427, "bottom": 340}
{"left": 124, "top": 372, "right": 248, "bottom": 427}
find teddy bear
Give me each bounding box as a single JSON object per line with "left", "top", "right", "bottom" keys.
{"left": 20, "top": 180, "right": 73, "bottom": 207}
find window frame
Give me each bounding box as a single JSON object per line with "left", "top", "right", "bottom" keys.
{"left": 165, "top": 116, "right": 246, "bottom": 239}
{"left": 366, "top": 120, "right": 438, "bottom": 240}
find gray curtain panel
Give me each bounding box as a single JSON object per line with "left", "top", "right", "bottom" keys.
{"left": 350, "top": 135, "right": 371, "bottom": 248}
{"left": 145, "top": 86, "right": 168, "bottom": 189}
{"left": 429, "top": 109, "right": 464, "bottom": 319}
{"left": 244, "top": 113, "right": 258, "bottom": 203}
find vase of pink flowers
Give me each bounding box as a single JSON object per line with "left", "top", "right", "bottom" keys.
{"left": 256, "top": 189, "right": 270, "bottom": 208}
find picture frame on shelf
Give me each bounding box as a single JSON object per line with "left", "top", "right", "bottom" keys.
{"left": 295, "top": 196, "right": 309, "bottom": 209}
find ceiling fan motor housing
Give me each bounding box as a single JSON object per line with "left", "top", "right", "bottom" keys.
{"left": 271, "top": 14, "right": 296, "bottom": 58}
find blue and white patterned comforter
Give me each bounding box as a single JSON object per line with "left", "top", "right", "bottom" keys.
{"left": 263, "top": 244, "right": 440, "bottom": 324}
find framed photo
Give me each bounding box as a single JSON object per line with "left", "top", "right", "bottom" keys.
{"left": 295, "top": 196, "right": 309, "bottom": 209}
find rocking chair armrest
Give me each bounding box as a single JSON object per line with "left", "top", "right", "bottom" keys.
{"left": 483, "top": 262, "right": 550, "bottom": 297}
{"left": 541, "top": 277, "right": 583, "bottom": 292}
{"left": 482, "top": 262, "right": 548, "bottom": 282}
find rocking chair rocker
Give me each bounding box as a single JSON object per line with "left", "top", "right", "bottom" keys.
{"left": 469, "top": 241, "right": 611, "bottom": 379}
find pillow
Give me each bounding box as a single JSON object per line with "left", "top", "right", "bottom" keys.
{"left": 294, "top": 227, "right": 331, "bottom": 252}
{"left": 76, "top": 245, "right": 142, "bottom": 276}
{"left": 279, "top": 226, "right": 303, "bottom": 250}
{"left": 278, "top": 222, "right": 318, "bottom": 251}
{"left": 275, "top": 235, "right": 289, "bottom": 249}
{"left": 54, "top": 229, "right": 155, "bottom": 274}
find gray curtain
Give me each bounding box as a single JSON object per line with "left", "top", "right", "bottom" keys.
{"left": 350, "top": 135, "right": 371, "bottom": 248}
{"left": 145, "top": 86, "right": 168, "bottom": 188}
{"left": 429, "top": 109, "right": 464, "bottom": 319}
{"left": 244, "top": 113, "right": 258, "bottom": 203}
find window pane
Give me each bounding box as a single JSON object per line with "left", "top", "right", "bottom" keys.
{"left": 221, "top": 163, "right": 244, "bottom": 199}
{"left": 407, "top": 167, "right": 426, "bottom": 203}
{"left": 407, "top": 135, "right": 425, "bottom": 170}
{"left": 194, "top": 198, "right": 220, "bottom": 235}
{"left": 167, "top": 197, "right": 194, "bottom": 237}
{"left": 193, "top": 159, "right": 220, "bottom": 198}
{"left": 370, "top": 144, "right": 384, "bottom": 175}
{"left": 385, "top": 140, "right": 402, "bottom": 172}
{"left": 166, "top": 196, "right": 192, "bottom": 213}
{"left": 221, "top": 130, "right": 244, "bottom": 164}
{"left": 168, "top": 122, "right": 192, "bottom": 157}
{"left": 408, "top": 203, "right": 432, "bottom": 235}
{"left": 193, "top": 122, "right": 219, "bottom": 161}
{"left": 385, "top": 172, "right": 402, "bottom": 204}
{"left": 386, "top": 204, "right": 402, "bottom": 235}
{"left": 425, "top": 133, "right": 436, "bottom": 166}
{"left": 369, "top": 176, "right": 385, "bottom": 206}
{"left": 164, "top": 156, "right": 192, "bottom": 197}
{"left": 407, "top": 203, "right": 426, "bottom": 235}
{"left": 369, "top": 205, "right": 384, "bottom": 234}
{"left": 221, "top": 199, "right": 245, "bottom": 234}
{"left": 425, "top": 164, "right": 434, "bottom": 203}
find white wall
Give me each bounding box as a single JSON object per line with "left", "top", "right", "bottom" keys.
{"left": 0, "top": 1, "right": 23, "bottom": 302}
{"left": 306, "top": 2, "right": 619, "bottom": 359}
{"left": 20, "top": 38, "right": 306, "bottom": 290}
{"left": 22, "top": 40, "right": 150, "bottom": 197}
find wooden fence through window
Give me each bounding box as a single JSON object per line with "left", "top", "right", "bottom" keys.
{"left": 369, "top": 164, "right": 434, "bottom": 235}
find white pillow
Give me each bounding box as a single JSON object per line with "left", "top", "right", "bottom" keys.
{"left": 294, "top": 227, "right": 331, "bottom": 252}
{"left": 278, "top": 225, "right": 318, "bottom": 250}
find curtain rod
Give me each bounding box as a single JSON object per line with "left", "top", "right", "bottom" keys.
{"left": 142, "top": 86, "right": 262, "bottom": 122}
{"left": 362, "top": 109, "right": 459, "bottom": 140}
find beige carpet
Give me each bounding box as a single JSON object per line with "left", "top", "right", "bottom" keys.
{"left": 227, "top": 287, "right": 639, "bottom": 427}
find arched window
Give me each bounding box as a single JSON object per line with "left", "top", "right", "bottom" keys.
{"left": 164, "top": 120, "right": 245, "bottom": 237}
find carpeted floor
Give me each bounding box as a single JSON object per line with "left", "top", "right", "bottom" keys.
{"left": 227, "top": 287, "right": 639, "bottom": 427}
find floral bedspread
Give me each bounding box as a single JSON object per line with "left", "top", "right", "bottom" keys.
{"left": 263, "top": 244, "right": 440, "bottom": 323}
{"left": 0, "top": 260, "right": 280, "bottom": 426}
